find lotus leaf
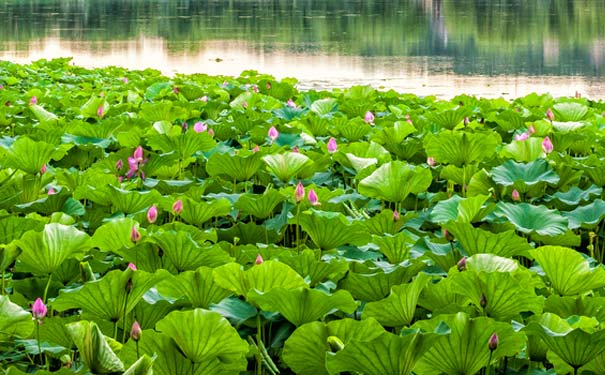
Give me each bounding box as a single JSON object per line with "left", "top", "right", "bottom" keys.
{"left": 358, "top": 161, "right": 432, "bottom": 203}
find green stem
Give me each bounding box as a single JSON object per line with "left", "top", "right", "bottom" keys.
{"left": 256, "top": 314, "right": 263, "bottom": 375}
{"left": 296, "top": 204, "right": 301, "bottom": 253}
{"left": 36, "top": 322, "right": 42, "bottom": 366}
{"left": 486, "top": 351, "right": 493, "bottom": 375}
{"left": 136, "top": 341, "right": 140, "bottom": 359}
{"left": 113, "top": 322, "right": 118, "bottom": 340}
{"left": 43, "top": 274, "right": 53, "bottom": 303}
{"left": 121, "top": 293, "right": 131, "bottom": 343}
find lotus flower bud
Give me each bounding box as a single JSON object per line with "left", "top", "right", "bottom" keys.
{"left": 172, "top": 199, "right": 183, "bottom": 215}
{"left": 463, "top": 117, "right": 470, "bottom": 126}
{"left": 193, "top": 122, "right": 207, "bottom": 133}
{"left": 427, "top": 157, "right": 436, "bottom": 167}
{"left": 97, "top": 105, "right": 104, "bottom": 118}
{"left": 128, "top": 263, "right": 137, "bottom": 271}
{"left": 130, "top": 225, "right": 141, "bottom": 243}
{"left": 30, "top": 96, "right": 37, "bottom": 105}
{"left": 295, "top": 182, "right": 305, "bottom": 203}
{"left": 443, "top": 228, "right": 454, "bottom": 242}
{"left": 130, "top": 321, "right": 142, "bottom": 342}
{"left": 292, "top": 146, "right": 299, "bottom": 153}
{"left": 208, "top": 128, "right": 215, "bottom": 137}
{"left": 0, "top": 84, "right": 3, "bottom": 90}
{"left": 457, "top": 256, "right": 467, "bottom": 271}
{"left": 514, "top": 132, "right": 529, "bottom": 141}
{"left": 252, "top": 84, "right": 259, "bottom": 93}
{"left": 116, "top": 159, "right": 123, "bottom": 170}
{"left": 328, "top": 336, "right": 345, "bottom": 352}
{"left": 480, "top": 293, "right": 487, "bottom": 308}
{"left": 327, "top": 137, "right": 338, "bottom": 153}
{"left": 173, "top": 86, "right": 179, "bottom": 94}
{"left": 546, "top": 108, "right": 555, "bottom": 121}
{"left": 268, "top": 126, "right": 279, "bottom": 141}
{"left": 147, "top": 205, "right": 158, "bottom": 224}
{"left": 488, "top": 332, "right": 499, "bottom": 351}
{"left": 266, "top": 82, "right": 272, "bottom": 90}
{"left": 528, "top": 124, "right": 536, "bottom": 135}
{"left": 133, "top": 146, "right": 144, "bottom": 162}
{"left": 364, "top": 111, "right": 375, "bottom": 124}
{"left": 121, "top": 77, "right": 129, "bottom": 84}
{"left": 287, "top": 99, "right": 296, "bottom": 108}
{"left": 242, "top": 101, "right": 248, "bottom": 109}
{"left": 393, "top": 210, "right": 400, "bottom": 222}
{"left": 308, "top": 189, "right": 320, "bottom": 206}
{"left": 252, "top": 145, "right": 260, "bottom": 153}
{"left": 255, "top": 254, "right": 264, "bottom": 265}
{"left": 48, "top": 187, "right": 56, "bottom": 195}
{"left": 542, "top": 136, "right": 553, "bottom": 154}
{"left": 32, "top": 298, "right": 47, "bottom": 322}
{"left": 511, "top": 189, "right": 520, "bottom": 202}
{"left": 199, "top": 95, "right": 209, "bottom": 102}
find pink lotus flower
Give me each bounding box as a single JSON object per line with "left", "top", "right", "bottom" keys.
{"left": 40, "top": 164, "right": 47, "bottom": 174}
{"left": 546, "top": 108, "right": 555, "bottom": 121}
{"left": 427, "top": 157, "right": 436, "bottom": 167}
{"left": 327, "top": 137, "right": 338, "bottom": 153}
{"left": 287, "top": 99, "right": 296, "bottom": 108}
{"left": 308, "top": 189, "right": 320, "bottom": 206}
{"left": 127, "top": 263, "right": 137, "bottom": 271}
{"left": 252, "top": 84, "right": 259, "bottom": 93}
{"left": 292, "top": 146, "right": 299, "bottom": 153}
{"left": 252, "top": 145, "right": 260, "bottom": 153}
{"left": 488, "top": 332, "right": 499, "bottom": 351}
{"left": 295, "top": 182, "right": 305, "bottom": 203}
{"left": 364, "top": 111, "right": 375, "bottom": 124}
{"left": 29, "top": 96, "right": 37, "bottom": 105}
{"left": 133, "top": 146, "right": 144, "bottom": 162}
{"left": 542, "top": 136, "right": 553, "bottom": 154}
{"left": 193, "top": 122, "right": 207, "bottom": 133}
{"left": 147, "top": 205, "right": 158, "bottom": 224}
{"left": 512, "top": 189, "right": 520, "bottom": 201}
{"left": 97, "top": 105, "right": 104, "bottom": 118}
{"left": 172, "top": 199, "right": 183, "bottom": 215}
{"left": 199, "top": 95, "right": 209, "bottom": 102}
{"left": 268, "top": 126, "right": 279, "bottom": 141}
{"left": 130, "top": 321, "right": 142, "bottom": 342}
{"left": 393, "top": 210, "right": 400, "bottom": 221}
{"left": 121, "top": 77, "right": 129, "bottom": 84}
{"left": 32, "top": 298, "right": 47, "bottom": 322}
{"left": 255, "top": 254, "right": 264, "bottom": 265}
{"left": 130, "top": 225, "right": 141, "bottom": 242}
{"left": 48, "top": 187, "right": 56, "bottom": 195}
{"left": 528, "top": 124, "right": 536, "bottom": 135}
{"left": 515, "top": 133, "right": 529, "bottom": 141}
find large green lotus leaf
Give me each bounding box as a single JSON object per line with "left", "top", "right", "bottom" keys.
{"left": 327, "top": 330, "right": 438, "bottom": 375}
{"left": 156, "top": 267, "right": 231, "bottom": 308}
{"left": 465, "top": 253, "right": 520, "bottom": 273}
{"left": 444, "top": 222, "right": 531, "bottom": 257}
{"left": 340, "top": 262, "right": 426, "bottom": 302}
{"left": 248, "top": 287, "right": 357, "bottom": 326}
{"left": 217, "top": 221, "right": 281, "bottom": 245}
{"left": 80, "top": 96, "right": 109, "bottom": 119}
{"left": 414, "top": 313, "right": 525, "bottom": 375}
{"left": 493, "top": 202, "right": 568, "bottom": 236}
{"left": 358, "top": 161, "right": 432, "bottom": 203}
{"left": 333, "top": 141, "right": 391, "bottom": 168}
{"left": 150, "top": 231, "right": 232, "bottom": 272}
{"left": 525, "top": 313, "right": 605, "bottom": 370}
{"left": 282, "top": 318, "right": 385, "bottom": 375}
{"left": 15, "top": 190, "right": 70, "bottom": 215}
{"left": 334, "top": 118, "right": 372, "bottom": 141}
{"left": 362, "top": 209, "right": 408, "bottom": 235}
{"left": 363, "top": 272, "right": 431, "bottom": 327}
{"left": 418, "top": 277, "right": 470, "bottom": 315}
{"left": 500, "top": 137, "right": 545, "bottom": 162}
{"left": 29, "top": 103, "right": 59, "bottom": 123}
{"left": 208, "top": 296, "right": 257, "bottom": 325}
{"left": 581, "top": 351, "right": 605, "bottom": 374}
{"left": 234, "top": 190, "right": 287, "bottom": 220}
{"left": 108, "top": 186, "right": 162, "bottom": 214}
{"left": 132, "top": 297, "right": 185, "bottom": 331}
{"left": 92, "top": 217, "right": 137, "bottom": 253}
{"left": 156, "top": 309, "right": 248, "bottom": 365}
{"left": 15, "top": 223, "right": 91, "bottom": 275}
{"left": 213, "top": 260, "right": 306, "bottom": 296}
{"left": 450, "top": 270, "right": 543, "bottom": 321}
{"left": 66, "top": 320, "right": 125, "bottom": 374}
{"left": 491, "top": 159, "right": 559, "bottom": 192}
{"left": 122, "top": 354, "right": 154, "bottom": 375}
{"left": 0, "top": 215, "right": 44, "bottom": 245}
{"left": 310, "top": 98, "right": 338, "bottom": 116}
{"left": 206, "top": 151, "right": 263, "bottom": 182}
{"left": 279, "top": 249, "right": 349, "bottom": 287}
{"left": 531, "top": 246, "right": 605, "bottom": 296}
{"left": 0, "top": 295, "right": 34, "bottom": 341}
{"left": 179, "top": 198, "right": 231, "bottom": 226}
{"left": 426, "top": 107, "right": 472, "bottom": 130}
{"left": 466, "top": 169, "right": 495, "bottom": 197}
{"left": 147, "top": 131, "right": 215, "bottom": 161}
{"left": 297, "top": 209, "right": 369, "bottom": 250}
{"left": 439, "top": 164, "right": 478, "bottom": 187}
{"left": 430, "top": 194, "right": 492, "bottom": 224}
{"left": 371, "top": 231, "right": 417, "bottom": 264}
{"left": 38, "top": 316, "right": 77, "bottom": 350}
{"left": 53, "top": 268, "right": 169, "bottom": 322}
{"left": 423, "top": 130, "right": 501, "bottom": 166}
{"left": 563, "top": 199, "right": 605, "bottom": 229}
{"left": 552, "top": 121, "right": 589, "bottom": 132}
{"left": 544, "top": 295, "right": 605, "bottom": 321}
{"left": 1, "top": 137, "right": 70, "bottom": 174}
{"left": 552, "top": 102, "right": 589, "bottom": 122}
{"left": 545, "top": 185, "right": 602, "bottom": 207}
{"left": 139, "top": 101, "right": 188, "bottom": 123}
{"left": 262, "top": 152, "right": 313, "bottom": 182}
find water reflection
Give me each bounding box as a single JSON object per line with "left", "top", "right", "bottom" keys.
{"left": 0, "top": 0, "right": 604, "bottom": 98}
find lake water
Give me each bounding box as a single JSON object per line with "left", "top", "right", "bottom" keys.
{"left": 1, "top": 0, "right": 604, "bottom": 99}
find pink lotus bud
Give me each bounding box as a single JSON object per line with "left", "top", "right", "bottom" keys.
{"left": 427, "top": 157, "right": 436, "bottom": 167}
{"left": 268, "top": 126, "right": 279, "bottom": 141}
{"left": 252, "top": 84, "right": 259, "bottom": 93}
{"left": 295, "top": 182, "right": 305, "bottom": 203}
{"left": 393, "top": 210, "right": 400, "bottom": 221}
{"left": 182, "top": 122, "right": 188, "bottom": 132}
{"left": 199, "top": 95, "right": 209, "bottom": 102}
{"left": 266, "top": 82, "right": 272, "bottom": 90}
{"left": 40, "top": 164, "right": 47, "bottom": 174}
{"left": 255, "top": 254, "right": 264, "bottom": 265}
{"left": 118, "top": 176, "right": 124, "bottom": 183}
{"left": 480, "top": 293, "right": 487, "bottom": 308}
{"left": 147, "top": 205, "right": 158, "bottom": 224}
{"left": 193, "top": 122, "right": 207, "bottom": 133}
{"left": 32, "top": 298, "right": 47, "bottom": 321}
{"left": 463, "top": 117, "right": 470, "bottom": 126}
{"left": 287, "top": 99, "right": 296, "bottom": 108}
{"left": 173, "top": 86, "right": 179, "bottom": 94}
{"left": 127, "top": 263, "right": 137, "bottom": 271}
{"left": 48, "top": 187, "right": 56, "bottom": 195}
{"left": 512, "top": 189, "right": 520, "bottom": 201}
{"left": 130, "top": 225, "right": 141, "bottom": 243}
{"left": 292, "top": 146, "right": 299, "bottom": 153}
{"left": 528, "top": 124, "right": 536, "bottom": 135}
{"left": 0, "top": 84, "right": 3, "bottom": 90}
{"left": 97, "top": 105, "right": 104, "bottom": 118}
{"left": 542, "top": 136, "right": 553, "bottom": 154}
{"left": 252, "top": 145, "right": 260, "bottom": 153}
{"left": 514, "top": 133, "right": 529, "bottom": 141}
{"left": 242, "top": 101, "right": 248, "bottom": 109}
{"left": 99, "top": 92, "right": 105, "bottom": 98}
{"left": 133, "top": 146, "right": 144, "bottom": 162}
{"left": 208, "top": 128, "right": 215, "bottom": 137}
{"left": 121, "top": 77, "right": 129, "bottom": 84}
{"left": 546, "top": 108, "right": 555, "bottom": 121}
{"left": 443, "top": 228, "right": 454, "bottom": 241}
{"left": 488, "top": 332, "right": 499, "bottom": 351}
{"left": 116, "top": 159, "right": 123, "bottom": 170}
{"left": 30, "top": 96, "right": 37, "bottom": 105}
{"left": 172, "top": 199, "right": 183, "bottom": 215}
{"left": 130, "top": 321, "right": 142, "bottom": 342}
{"left": 457, "top": 256, "right": 467, "bottom": 271}
{"left": 308, "top": 189, "right": 320, "bottom": 206}
{"left": 364, "top": 111, "right": 375, "bottom": 124}
{"left": 327, "top": 137, "right": 338, "bottom": 153}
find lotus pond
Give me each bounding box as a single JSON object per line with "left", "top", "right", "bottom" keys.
{"left": 2, "top": 59, "right": 605, "bottom": 374}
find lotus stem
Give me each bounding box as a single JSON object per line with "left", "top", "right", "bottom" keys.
{"left": 486, "top": 350, "right": 493, "bottom": 375}
{"left": 256, "top": 314, "right": 263, "bottom": 375}
{"left": 135, "top": 341, "right": 140, "bottom": 359}
{"left": 43, "top": 274, "right": 52, "bottom": 304}
{"left": 296, "top": 204, "right": 301, "bottom": 253}
{"left": 36, "top": 322, "right": 42, "bottom": 366}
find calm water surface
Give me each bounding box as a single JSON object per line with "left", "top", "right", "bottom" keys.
{"left": 1, "top": 0, "right": 604, "bottom": 98}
